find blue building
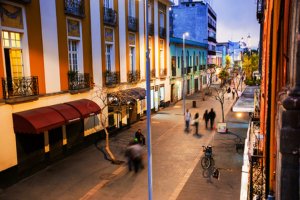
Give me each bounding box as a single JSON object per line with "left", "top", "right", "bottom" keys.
{"left": 217, "top": 41, "right": 243, "bottom": 67}
{"left": 169, "top": 37, "right": 207, "bottom": 103}
{"left": 170, "top": 0, "right": 217, "bottom": 66}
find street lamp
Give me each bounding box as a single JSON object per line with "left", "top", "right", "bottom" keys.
{"left": 182, "top": 32, "right": 189, "bottom": 115}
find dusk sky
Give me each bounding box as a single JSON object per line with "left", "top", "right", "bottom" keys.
{"left": 174, "top": 0, "right": 260, "bottom": 48}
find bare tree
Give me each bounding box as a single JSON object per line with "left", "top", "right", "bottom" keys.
{"left": 213, "top": 85, "right": 228, "bottom": 123}
{"left": 204, "top": 65, "right": 216, "bottom": 95}
{"left": 92, "top": 85, "right": 137, "bottom": 163}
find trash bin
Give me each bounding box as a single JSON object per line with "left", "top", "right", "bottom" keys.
{"left": 192, "top": 100, "right": 196, "bottom": 108}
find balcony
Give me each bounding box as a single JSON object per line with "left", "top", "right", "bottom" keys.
{"left": 103, "top": 7, "right": 117, "bottom": 27}
{"left": 68, "top": 71, "right": 90, "bottom": 93}
{"left": 128, "top": 70, "right": 140, "bottom": 83}
{"left": 104, "top": 71, "right": 120, "bottom": 86}
{"left": 159, "top": 27, "right": 166, "bottom": 38}
{"left": 171, "top": 67, "right": 176, "bottom": 77}
{"left": 148, "top": 23, "right": 154, "bottom": 36}
{"left": 208, "top": 23, "right": 216, "bottom": 31}
{"left": 208, "top": 36, "right": 216, "bottom": 43}
{"left": 159, "top": 68, "right": 167, "bottom": 77}
{"left": 2, "top": 76, "right": 39, "bottom": 104}
{"left": 128, "top": 16, "right": 138, "bottom": 32}
{"left": 208, "top": 50, "right": 216, "bottom": 56}
{"left": 64, "top": 0, "right": 85, "bottom": 18}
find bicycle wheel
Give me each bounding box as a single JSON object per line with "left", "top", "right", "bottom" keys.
{"left": 201, "top": 157, "right": 211, "bottom": 169}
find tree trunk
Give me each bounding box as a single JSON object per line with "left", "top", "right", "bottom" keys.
{"left": 99, "top": 114, "right": 116, "bottom": 161}
{"left": 221, "top": 103, "right": 225, "bottom": 123}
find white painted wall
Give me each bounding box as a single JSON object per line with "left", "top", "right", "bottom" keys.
{"left": 165, "top": 5, "right": 171, "bottom": 102}
{"left": 154, "top": 0, "right": 159, "bottom": 77}
{"left": 40, "top": 0, "right": 61, "bottom": 93}
{"left": 90, "top": 0, "right": 102, "bottom": 86}
{"left": 118, "top": 0, "right": 127, "bottom": 83}
{"left": 139, "top": 0, "right": 145, "bottom": 80}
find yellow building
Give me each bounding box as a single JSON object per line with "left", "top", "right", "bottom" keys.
{"left": 0, "top": 0, "right": 172, "bottom": 187}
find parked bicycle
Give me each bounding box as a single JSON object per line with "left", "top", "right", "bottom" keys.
{"left": 201, "top": 145, "right": 214, "bottom": 169}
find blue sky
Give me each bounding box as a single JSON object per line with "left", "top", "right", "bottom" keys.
{"left": 174, "top": 0, "right": 260, "bottom": 48}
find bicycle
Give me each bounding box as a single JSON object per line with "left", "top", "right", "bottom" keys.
{"left": 201, "top": 145, "right": 214, "bottom": 169}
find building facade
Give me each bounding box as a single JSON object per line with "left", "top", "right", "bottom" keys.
{"left": 169, "top": 37, "right": 207, "bottom": 103}
{"left": 170, "top": 0, "right": 217, "bottom": 66}
{"left": 0, "top": 0, "right": 172, "bottom": 187}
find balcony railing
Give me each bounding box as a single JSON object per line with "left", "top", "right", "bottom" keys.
{"left": 171, "top": 67, "right": 176, "bottom": 77}
{"left": 159, "top": 27, "right": 166, "bottom": 38}
{"left": 148, "top": 23, "right": 154, "bottom": 36}
{"left": 104, "top": 71, "right": 120, "bottom": 86}
{"left": 128, "top": 70, "right": 140, "bottom": 83}
{"left": 159, "top": 68, "right": 167, "bottom": 77}
{"left": 208, "top": 36, "right": 216, "bottom": 43}
{"left": 64, "top": 0, "right": 85, "bottom": 18}
{"left": 128, "top": 16, "right": 138, "bottom": 32}
{"left": 208, "top": 23, "right": 216, "bottom": 31}
{"left": 151, "top": 69, "right": 156, "bottom": 78}
{"left": 68, "top": 71, "right": 90, "bottom": 93}
{"left": 187, "top": 66, "right": 193, "bottom": 74}
{"left": 2, "top": 76, "right": 39, "bottom": 104}
{"left": 103, "top": 7, "right": 117, "bottom": 26}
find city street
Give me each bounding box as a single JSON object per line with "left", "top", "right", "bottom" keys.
{"left": 0, "top": 86, "right": 249, "bottom": 200}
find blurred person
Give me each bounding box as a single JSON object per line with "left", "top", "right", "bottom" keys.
{"left": 135, "top": 129, "right": 145, "bottom": 145}
{"left": 208, "top": 108, "right": 216, "bottom": 130}
{"left": 194, "top": 112, "right": 200, "bottom": 135}
{"left": 203, "top": 110, "right": 209, "bottom": 129}
{"left": 185, "top": 109, "right": 192, "bottom": 132}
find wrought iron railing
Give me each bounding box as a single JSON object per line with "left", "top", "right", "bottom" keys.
{"left": 171, "top": 67, "right": 176, "bottom": 77}
{"left": 159, "top": 27, "right": 166, "bottom": 38}
{"left": 128, "top": 70, "right": 140, "bottom": 83}
{"left": 148, "top": 23, "right": 154, "bottom": 36}
{"left": 104, "top": 71, "right": 120, "bottom": 86}
{"left": 64, "top": 0, "right": 85, "bottom": 18}
{"left": 160, "top": 68, "right": 167, "bottom": 77}
{"left": 128, "top": 16, "right": 138, "bottom": 32}
{"left": 68, "top": 71, "right": 90, "bottom": 91}
{"left": 2, "top": 76, "right": 39, "bottom": 100}
{"left": 103, "top": 7, "right": 117, "bottom": 26}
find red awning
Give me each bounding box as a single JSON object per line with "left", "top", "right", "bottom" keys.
{"left": 48, "top": 104, "right": 81, "bottom": 123}
{"left": 12, "top": 99, "right": 101, "bottom": 134}
{"left": 65, "top": 99, "right": 101, "bottom": 118}
{"left": 13, "top": 107, "right": 65, "bottom": 134}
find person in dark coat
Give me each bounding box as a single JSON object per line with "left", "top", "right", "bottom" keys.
{"left": 135, "top": 129, "right": 145, "bottom": 145}
{"left": 203, "top": 110, "right": 209, "bottom": 129}
{"left": 208, "top": 108, "right": 216, "bottom": 130}
{"left": 194, "top": 112, "right": 200, "bottom": 135}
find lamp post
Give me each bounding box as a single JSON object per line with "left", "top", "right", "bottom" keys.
{"left": 182, "top": 32, "right": 189, "bottom": 115}
{"left": 144, "top": 0, "right": 153, "bottom": 199}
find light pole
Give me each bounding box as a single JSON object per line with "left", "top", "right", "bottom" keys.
{"left": 144, "top": 1, "right": 153, "bottom": 199}
{"left": 182, "top": 32, "right": 189, "bottom": 115}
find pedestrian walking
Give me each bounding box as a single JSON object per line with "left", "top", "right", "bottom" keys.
{"left": 203, "top": 110, "right": 209, "bottom": 129}
{"left": 208, "top": 108, "right": 216, "bottom": 130}
{"left": 126, "top": 141, "right": 143, "bottom": 173}
{"left": 135, "top": 129, "right": 145, "bottom": 145}
{"left": 193, "top": 112, "right": 200, "bottom": 135}
{"left": 185, "top": 109, "right": 192, "bottom": 132}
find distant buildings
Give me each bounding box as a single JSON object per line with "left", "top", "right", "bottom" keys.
{"left": 170, "top": 0, "right": 217, "bottom": 66}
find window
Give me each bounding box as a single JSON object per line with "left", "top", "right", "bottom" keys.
{"left": 177, "top": 56, "right": 180, "bottom": 68}
{"left": 68, "top": 40, "right": 79, "bottom": 71}
{"left": 160, "top": 40, "right": 164, "bottom": 73}
{"left": 159, "top": 12, "right": 165, "bottom": 28}
{"left": 104, "top": 28, "right": 115, "bottom": 72}
{"left": 129, "top": 47, "right": 135, "bottom": 71}
{"left": 2, "top": 31, "right": 24, "bottom": 78}
{"left": 104, "top": 0, "right": 113, "bottom": 8}
{"left": 105, "top": 44, "right": 112, "bottom": 71}
{"left": 128, "top": 0, "right": 135, "bottom": 17}
{"left": 148, "top": 3, "right": 152, "bottom": 23}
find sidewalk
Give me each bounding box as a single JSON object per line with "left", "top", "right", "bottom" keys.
{"left": 0, "top": 87, "right": 246, "bottom": 200}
